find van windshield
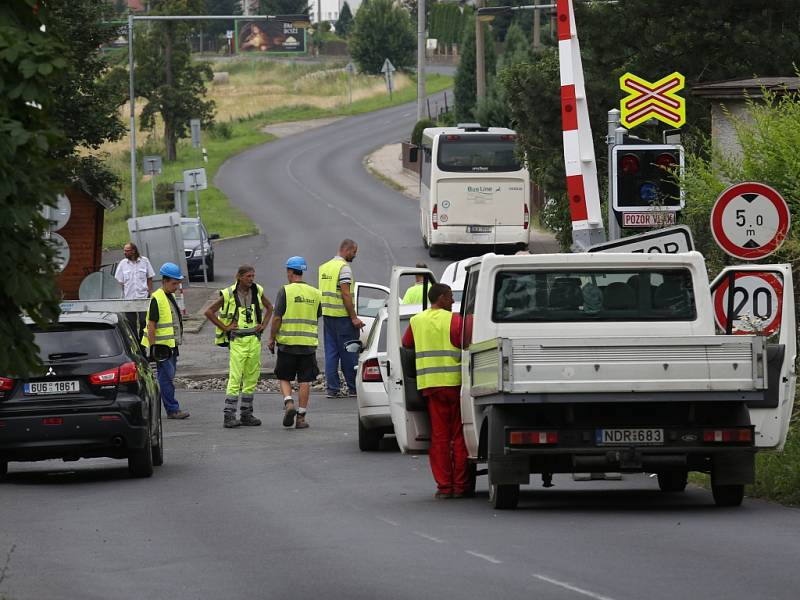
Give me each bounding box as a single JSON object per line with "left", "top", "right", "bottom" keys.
{"left": 492, "top": 269, "right": 696, "bottom": 322}
{"left": 437, "top": 137, "right": 521, "bottom": 173}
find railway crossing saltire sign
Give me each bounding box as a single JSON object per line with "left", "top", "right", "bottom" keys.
{"left": 620, "top": 72, "right": 686, "bottom": 129}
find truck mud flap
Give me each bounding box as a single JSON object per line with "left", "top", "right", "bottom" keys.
{"left": 712, "top": 451, "right": 755, "bottom": 486}
{"left": 487, "top": 406, "right": 529, "bottom": 485}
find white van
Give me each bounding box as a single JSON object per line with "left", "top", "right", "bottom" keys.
{"left": 414, "top": 124, "right": 531, "bottom": 257}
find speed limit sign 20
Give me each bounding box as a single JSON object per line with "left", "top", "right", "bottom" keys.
{"left": 713, "top": 271, "right": 783, "bottom": 335}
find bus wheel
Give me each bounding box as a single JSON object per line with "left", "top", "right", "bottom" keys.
{"left": 428, "top": 244, "right": 441, "bottom": 258}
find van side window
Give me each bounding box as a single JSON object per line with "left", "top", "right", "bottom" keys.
{"left": 461, "top": 269, "right": 479, "bottom": 348}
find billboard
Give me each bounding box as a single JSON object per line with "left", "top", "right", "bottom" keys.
{"left": 237, "top": 20, "right": 306, "bottom": 54}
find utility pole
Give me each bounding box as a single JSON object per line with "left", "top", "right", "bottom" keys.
{"left": 417, "top": 0, "right": 426, "bottom": 120}
{"left": 532, "top": 0, "right": 541, "bottom": 52}
{"left": 475, "top": 0, "right": 486, "bottom": 100}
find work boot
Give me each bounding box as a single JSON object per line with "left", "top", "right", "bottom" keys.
{"left": 224, "top": 414, "right": 241, "bottom": 428}
{"left": 240, "top": 413, "right": 262, "bottom": 426}
{"left": 295, "top": 413, "right": 309, "bottom": 429}
{"left": 282, "top": 399, "right": 297, "bottom": 427}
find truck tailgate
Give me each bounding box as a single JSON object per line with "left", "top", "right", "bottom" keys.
{"left": 470, "top": 336, "right": 767, "bottom": 397}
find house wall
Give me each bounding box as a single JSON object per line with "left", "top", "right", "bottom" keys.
{"left": 710, "top": 100, "right": 753, "bottom": 163}
{"left": 54, "top": 189, "right": 104, "bottom": 300}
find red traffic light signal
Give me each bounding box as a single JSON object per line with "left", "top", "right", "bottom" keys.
{"left": 611, "top": 144, "right": 684, "bottom": 212}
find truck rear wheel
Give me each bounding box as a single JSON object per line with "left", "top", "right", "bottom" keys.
{"left": 657, "top": 471, "right": 687, "bottom": 492}
{"left": 490, "top": 483, "right": 519, "bottom": 509}
{"left": 712, "top": 483, "right": 744, "bottom": 507}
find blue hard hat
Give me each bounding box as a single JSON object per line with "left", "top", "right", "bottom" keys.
{"left": 159, "top": 262, "right": 184, "bottom": 280}
{"left": 286, "top": 256, "right": 307, "bottom": 272}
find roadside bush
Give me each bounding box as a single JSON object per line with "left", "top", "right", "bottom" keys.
{"left": 208, "top": 120, "right": 233, "bottom": 140}
{"left": 411, "top": 118, "right": 435, "bottom": 146}
{"left": 155, "top": 182, "right": 175, "bottom": 212}
{"left": 751, "top": 409, "right": 800, "bottom": 505}
{"left": 349, "top": 0, "right": 415, "bottom": 74}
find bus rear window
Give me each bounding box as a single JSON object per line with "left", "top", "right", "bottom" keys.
{"left": 437, "top": 138, "right": 521, "bottom": 173}
{"left": 492, "top": 269, "right": 696, "bottom": 322}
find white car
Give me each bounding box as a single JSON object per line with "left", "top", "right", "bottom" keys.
{"left": 439, "top": 258, "right": 470, "bottom": 303}
{"left": 355, "top": 303, "right": 422, "bottom": 451}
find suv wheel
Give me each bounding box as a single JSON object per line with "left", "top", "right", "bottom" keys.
{"left": 712, "top": 483, "right": 744, "bottom": 507}
{"left": 358, "top": 418, "right": 381, "bottom": 451}
{"left": 206, "top": 259, "right": 214, "bottom": 282}
{"left": 489, "top": 483, "right": 520, "bottom": 510}
{"left": 657, "top": 471, "right": 688, "bottom": 493}
{"left": 151, "top": 411, "right": 164, "bottom": 467}
{"left": 129, "top": 427, "right": 154, "bottom": 478}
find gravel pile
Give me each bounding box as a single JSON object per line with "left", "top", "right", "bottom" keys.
{"left": 175, "top": 374, "right": 331, "bottom": 393}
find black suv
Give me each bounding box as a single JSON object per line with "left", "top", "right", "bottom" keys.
{"left": 0, "top": 312, "right": 164, "bottom": 478}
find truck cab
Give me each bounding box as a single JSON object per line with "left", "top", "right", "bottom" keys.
{"left": 385, "top": 253, "right": 796, "bottom": 509}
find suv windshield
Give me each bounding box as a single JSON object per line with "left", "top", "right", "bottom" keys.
{"left": 492, "top": 269, "right": 696, "bottom": 322}
{"left": 181, "top": 223, "right": 202, "bottom": 241}
{"left": 437, "top": 137, "right": 521, "bottom": 173}
{"left": 31, "top": 323, "right": 124, "bottom": 360}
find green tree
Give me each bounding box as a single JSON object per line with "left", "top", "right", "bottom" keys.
{"left": 204, "top": 0, "right": 241, "bottom": 41}
{"left": 0, "top": 0, "right": 66, "bottom": 375}
{"left": 48, "top": 0, "right": 127, "bottom": 205}
{"left": 259, "top": 0, "right": 307, "bottom": 16}
{"left": 337, "top": 1, "right": 353, "bottom": 37}
{"left": 135, "top": 0, "right": 216, "bottom": 161}
{"left": 349, "top": 0, "right": 416, "bottom": 74}
{"left": 454, "top": 16, "right": 496, "bottom": 122}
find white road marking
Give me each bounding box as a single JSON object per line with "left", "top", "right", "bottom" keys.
{"left": 466, "top": 551, "right": 502, "bottom": 564}
{"left": 532, "top": 574, "right": 618, "bottom": 600}
{"left": 163, "top": 432, "right": 201, "bottom": 438}
{"left": 413, "top": 531, "right": 444, "bottom": 543}
{"left": 376, "top": 516, "right": 399, "bottom": 527}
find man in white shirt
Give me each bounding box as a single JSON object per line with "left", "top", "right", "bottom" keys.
{"left": 115, "top": 242, "right": 155, "bottom": 345}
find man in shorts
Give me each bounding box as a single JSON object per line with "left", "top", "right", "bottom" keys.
{"left": 268, "top": 256, "right": 322, "bottom": 429}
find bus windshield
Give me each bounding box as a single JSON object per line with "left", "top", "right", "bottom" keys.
{"left": 437, "top": 137, "right": 521, "bottom": 173}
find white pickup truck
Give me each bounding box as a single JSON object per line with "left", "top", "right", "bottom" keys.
{"left": 384, "top": 253, "right": 796, "bottom": 509}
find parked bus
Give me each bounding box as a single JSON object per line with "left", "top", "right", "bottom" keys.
{"left": 415, "top": 124, "right": 531, "bottom": 257}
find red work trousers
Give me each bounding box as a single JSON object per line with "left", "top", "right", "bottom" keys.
{"left": 425, "top": 386, "right": 469, "bottom": 494}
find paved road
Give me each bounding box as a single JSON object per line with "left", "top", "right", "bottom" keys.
{"left": 2, "top": 391, "right": 799, "bottom": 600}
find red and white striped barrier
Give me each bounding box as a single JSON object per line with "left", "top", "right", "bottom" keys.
{"left": 557, "top": 0, "right": 605, "bottom": 249}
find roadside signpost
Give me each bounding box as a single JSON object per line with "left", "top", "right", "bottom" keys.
{"left": 190, "top": 118, "right": 202, "bottom": 149}
{"left": 183, "top": 167, "right": 209, "bottom": 284}
{"left": 143, "top": 155, "right": 162, "bottom": 212}
{"left": 588, "top": 224, "right": 693, "bottom": 254}
{"left": 710, "top": 182, "right": 790, "bottom": 260}
{"left": 345, "top": 62, "right": 355, "bottom": 105}
{"left": 712, "top": 271, "right": 783, "bottom": 335}
{"left": 381, "top": 58, "right": 395, "bottom": 100}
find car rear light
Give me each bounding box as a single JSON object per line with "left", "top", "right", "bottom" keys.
{"left": 0, "top": 421, "right": 6, "bottom": 428}
{"left": 99, "top": 415, "right": 122, "bottom": 422}
{"left": 89, "top": 367, "right": 118, "bottom": 385}
{"left": 43, "top": 417, "right": 63, "bottom": 426}
{"left": 118, "top": 362, "right": 137, "bottom": 383}
{"left": 445, "top": 134, "right": 461, "bottom": 140}
{"left": 523, "top": 203, "right": 530, "bottom": 230}
{"left": 362, "top": 358, "right": 383, "bottom": 382}
{"left": 0, "top": 376, "right": 14, "bottom": 391}
{"left": 703, "top": 428, "right": 752, "bottom": 443}
{"left": 432, "top": 204, "right": 438, "bottom": 230}
{"left": 499, "top": 134, "right": 516, "bottom": 141}
{"left": 508, "top": 430, "right": 558, "bottom": 445}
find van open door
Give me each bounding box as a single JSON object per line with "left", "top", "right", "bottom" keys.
{"left": 386, "top": 266, "right": 436, "bottom": 454}
{"left": 710, "top": 264, "right": 797, "bottom": 449}
{"left": 354, "top": 282, "right": 389, "bottom": 345}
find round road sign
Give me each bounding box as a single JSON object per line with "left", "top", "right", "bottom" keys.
{"left": 710, "top": 182, "right": 790, "bottom": 260}
{"left": 713, "top": 271, "right": 783, "bottom": 335}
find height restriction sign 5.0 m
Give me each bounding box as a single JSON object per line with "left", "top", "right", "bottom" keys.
{"left": 710, "top": 182, "right": 790, "bottom": 260}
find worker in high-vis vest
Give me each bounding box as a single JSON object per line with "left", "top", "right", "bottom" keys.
{"left": 318, "top": 239, "right": 364, "bottom": 398}
{"left": 402, "top": 283, "right": 468, "bottom": 499}
{"left": 268, "top": 256, "right": 322, "bottom": 429}
{"left": 401, "top": 262, "right": 429, "bottom": 304}
{"left": 142, "top": 262, "right": 189, "bottom": 419}
{"left": 204, "top": 264, "right": 273, "bottom": 428}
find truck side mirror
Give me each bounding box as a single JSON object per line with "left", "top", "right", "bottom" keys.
{"left": 409, "top": 146, "right": 418, "bottom": 163}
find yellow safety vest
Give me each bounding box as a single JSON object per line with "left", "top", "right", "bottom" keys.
{"left": 276, "top": 282, "right": 321, "bottom": 347}
{"left": 401, "top": 283, "right": 424, "bottom": 305}
{"left": 213, "top": 283, "right": 266, "bottom": 346}
{"left": 141, "top": 288, "right": 180, "bottom": 348}
{"left": 409, "top": 308, "right": 461, "bottom": 390}
{"left": 319, "top": 258, "right": 352, "bottom": 318}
